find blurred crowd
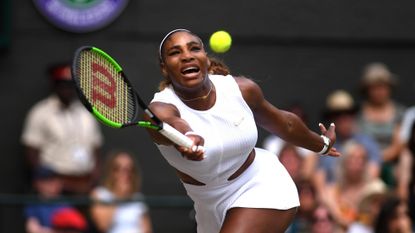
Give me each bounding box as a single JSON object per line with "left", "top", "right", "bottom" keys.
{"left": 263, "top": 62, "right": 415, "bottom": 233}
{"left": 20, "top": 63, "right": 153, "bottom": 233}
{"left": 18, "top": 61, "right": 414, "bottom": 233}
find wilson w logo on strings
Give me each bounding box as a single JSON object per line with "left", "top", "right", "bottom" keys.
{"left": 91, "top": 62, "right": 117, "bottom": 108}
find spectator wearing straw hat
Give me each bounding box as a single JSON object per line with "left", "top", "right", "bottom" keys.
{"left": 347, "top": 179, "right": 388, "bottom": 233}
{"left": 313, "top": 90, "right": 381, "bottom": 191}
{"left": 357, "top": 62, "right": 406, "bottom": 188}
{"left": 323, "top": 140, "right": 381, "bottom": 230}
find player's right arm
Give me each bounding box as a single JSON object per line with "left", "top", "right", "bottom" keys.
{"left": 144, "top": 102, "right": 204, "bottom": 160}
{"left": 144, "top": 102, "right": 191, "bottom": 145}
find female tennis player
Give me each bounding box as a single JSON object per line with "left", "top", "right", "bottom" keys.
{"left": 146, "top": 29, "right": 340, "bottom": 233}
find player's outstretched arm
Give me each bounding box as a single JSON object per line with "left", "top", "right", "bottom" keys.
{"left": 235, "top": 76, "right": 340, "bottom": 157}
{"left": 144, "top": 102, "right": 205, "bottom": 160}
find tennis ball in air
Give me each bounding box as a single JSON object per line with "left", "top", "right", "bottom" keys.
{"left": 209, "top": 30, "right": 232, "bottom": 53}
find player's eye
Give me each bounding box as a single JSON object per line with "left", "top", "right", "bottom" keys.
{"left": 168, "top": 50, "right": 180, "bottom": 56}
{"left": 190, "top": 46, "right": 201, "bottom": 51}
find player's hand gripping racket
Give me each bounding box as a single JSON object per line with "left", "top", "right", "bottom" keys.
{"left": 72, "top": 46, "right": 199, "bottom": 150}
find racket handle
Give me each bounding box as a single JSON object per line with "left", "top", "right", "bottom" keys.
{"left": 159, "top": 123, "right": 205, "bottom": 152}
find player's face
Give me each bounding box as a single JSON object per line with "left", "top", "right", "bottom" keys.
{"left": 160, "top": 32, "right": 210, "bottom": 91}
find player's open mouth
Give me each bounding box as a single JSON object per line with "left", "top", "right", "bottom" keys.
{"left": 181, "top": 66, "right": 200, "bottom": 75}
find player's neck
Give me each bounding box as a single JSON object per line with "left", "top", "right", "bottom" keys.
{"left": 176, "top": 81, "right": 214, "bottom": 102}
{"left": 175, "top": 81, "right": 216, "bottom": 111}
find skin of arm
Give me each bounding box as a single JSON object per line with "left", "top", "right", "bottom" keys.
{"left": 235, "top": 76, "right": 339, "bottom": 156}
{"left": 90, "top": 190, "right": 116, "bottom": 232}
{"left": 383, "top": 124, "right": 404, "bottom": 162}
{"left": 143, "top": 102, "right": 192, "bottom": 145}
{"left": 26, "top": 217, "right": 53, "bottom": 233}
{"left": 396, "top": 148, "right": 412, "bottom": 201}
{"left": 140, "top": 213, "right": 153, "bottom": 233}
{"left": 322, "top": 185, "right": 352, "bottom": 228}
{"left": 143, "top": 102, "right": 205, "bottom": 160}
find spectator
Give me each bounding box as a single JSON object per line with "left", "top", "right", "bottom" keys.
{"left": 288, "top": 179, "right": 319, "bottom": 233}
{"left": 311, "top": 204, "right": 341, "bottom": 233}
{"left": 357, "top": 62, "right": 406, "bottom": 187}
{"left": 277, "top": 143, "right": 305, "bottom": 183}
{"left": 51, "top": 207, "right": 88, "bottom": 233}
{"left": 396, "top": 106, "right": 415, "bottom": 200}
{"left": 90, "top": 150, "right": 152, "bottom": 233}
{"left": 374, "top": 195, "right": 413, "bottom": 233}
{"left": 347, "top": 179, "right": 388, "bottom": 233}
{"left": 324, "top": 140, "right": 382, "bottom": 231}
{"left": 24, "top": 166, "right": 70, "bottom": 233}
{"left": 399, "top": 106, "right": 415, "bottom": 148}
{"left": 314, "top": 90, "right": 381, "bottom": 192}
{"left": 397, "top": 114, "right": 415, "bottom": 227}
{"left": 21, "top": 63, "right": 103, "bottom": 194}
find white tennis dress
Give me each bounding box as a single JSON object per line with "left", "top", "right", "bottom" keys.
{"left": 151, "top": 74, "right": 299, "bottom": 233}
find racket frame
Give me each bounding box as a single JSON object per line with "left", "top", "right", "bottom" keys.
{"left": 72, "top": 46, "right": 198, "bottom": 149}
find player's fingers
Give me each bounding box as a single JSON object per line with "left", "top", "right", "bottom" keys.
{"left": 326, "top": 147, "right": 341, "bottom": 157}
{"left": 184, "top": 152, "right": 204, "bottom": 161}
{"left": 176, "top": 145, "right": 205, "bottom": 161}
{"left": 176, "top": 146, "right": 189, "bottom": 154}
{"left": 195, "top": 146, "right": 205, "bottom": 158}
{"left": 196, "top": 145, "right": 205, "bottom": 154}
{"left": 319, "top": 123, "right": 327, "bottom": 134}
{"left": 328, "top": 122, "right": 336, "bottom": 132}
{"left": 325, "top": 123, "right": 337, "bottom": 143}
{"left": 185, "top": 133, "right": 205, "bottom": 146}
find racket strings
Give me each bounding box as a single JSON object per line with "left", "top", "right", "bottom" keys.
{"left": 77, "top": 51, "right": 136, "bottom": 124}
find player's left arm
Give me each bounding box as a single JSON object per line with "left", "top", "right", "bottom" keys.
{"left": 235, "top": 76, "right": 340, "bottom": 157}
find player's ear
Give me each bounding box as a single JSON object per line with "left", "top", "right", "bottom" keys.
{"left": 207, "top": 55, "right": 211, "bottom": 68}
{"left": 160, "top": 62, "right": 168, "bottom": 79}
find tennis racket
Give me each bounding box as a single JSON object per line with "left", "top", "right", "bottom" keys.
{"left": 72, "top": 46, "right": 197, "bottom": 149}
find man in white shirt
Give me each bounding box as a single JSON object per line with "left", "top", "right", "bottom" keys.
{"left": 21, "top": 63, "right": 103, "bottom": 194}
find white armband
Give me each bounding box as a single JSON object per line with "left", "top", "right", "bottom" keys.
{"left": 318, "top": 135, "right": 331, "bottom": 155}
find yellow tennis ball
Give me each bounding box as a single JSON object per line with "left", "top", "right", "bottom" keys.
{"left": 209, "top": 30, "right": 232, "bottom": 53}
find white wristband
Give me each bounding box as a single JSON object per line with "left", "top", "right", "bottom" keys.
{"left": 318, "top": 135, "right": 331, "bottom": 155}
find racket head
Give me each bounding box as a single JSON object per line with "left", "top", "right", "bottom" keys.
{"left": 72, "top": 46, "right": 141, "bottom": 128}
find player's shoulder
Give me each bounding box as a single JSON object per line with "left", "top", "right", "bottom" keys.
{"left": 210, "top": 74, "right": 257, "bottom": 92}
{"left": 233, "top": 75, "right": 264, "bottom": 109}
{"left": 209, "top": 73, "right": 234, "bottom": 84}
{"left": 234, "top": 76, "right": 263, "bottom": 97}
{"left": 234, "top": 75, "right": 258, "bottom": 89}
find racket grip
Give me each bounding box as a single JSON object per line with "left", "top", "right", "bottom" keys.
{"left": 159, "top": 123, "right": 205, "bottom": 152}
